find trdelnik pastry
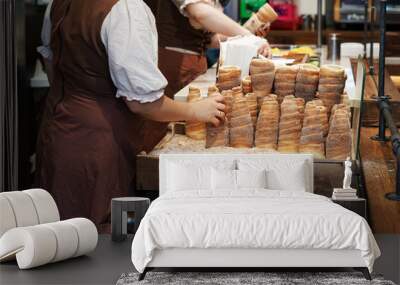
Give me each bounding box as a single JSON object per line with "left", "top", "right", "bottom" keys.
{"left": 229, "top": 90, "right": 254, "bottom": 148}
{"left": 249, "top": 58, "right": 275, "bottom": 110}
{"left": 243, "top": 3, "right": 278, "bottom": 34}
{"left": 255, "top": 95, "right": 279, "bottom": 150}
{"left": 205, "top": 89, "right": 231, "bottom": 148}
{"left": 185, "top": 86, "right": 206, "bottom": 140}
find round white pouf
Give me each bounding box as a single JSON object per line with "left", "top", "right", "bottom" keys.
{"left": 1, "top": 191, "right": 39, "bottom": 227}
{"left": 42, "top": 221, "right": 79, "bottom": 262}
{"left": 0, "top": 196, "right": 17, "bottom": 237}
{"left": 0, "top": 218, "right": 98, "bottom": 269}
{"left": 66, "top": 218, "right": 98, "bottom": 257}
{"left": 0, "top": 226, "right": 57, "bottom": 269}
{"left": 23, "top": 189, "right": 60, "bottom": 224}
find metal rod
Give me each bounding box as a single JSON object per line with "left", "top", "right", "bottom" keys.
{"left": 378, "top": 0, "right": 386, "bottom": 99}
{"left": 317, "top": 0, "right": 322, "bottom": 48}
{"left": 379, "top": 102, "right": 400, "bottom": 200}
{"left": 374, "top": 0, "right": 387, "bottom": 141}
{"left": 363, "top": 0, "right": 368, "bottom": 58}
{"left": 369, "top": 6, "right": 375, "bottom": 75}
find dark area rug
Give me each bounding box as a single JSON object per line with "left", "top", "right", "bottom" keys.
{"left": 116, "top": 271, "right": 396, "bottom": 285}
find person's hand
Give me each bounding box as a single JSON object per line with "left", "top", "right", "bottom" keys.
{"left": 258, "top": 40, "right": 271, "bottom": 58}
{"left": 255, "top": 22, "right": 270, "bottom": 38}
{"left": 190, "top": 94, "right": 226, "bottom": 126}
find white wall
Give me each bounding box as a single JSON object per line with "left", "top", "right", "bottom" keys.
{"left": 294, "top": 0, "right": 326, "bottom": 15}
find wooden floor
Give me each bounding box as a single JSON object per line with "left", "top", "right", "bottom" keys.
{"left": 360, "top": 127, "right": 400, "bottom": 233}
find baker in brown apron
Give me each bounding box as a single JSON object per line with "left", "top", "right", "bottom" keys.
{"left": 36, "top": 0, "right": 226, "bottom": 233}
{"left": 141, "top": 1, "right": 270, "bottom": 146}
{"left": 145, "top": 0, "right": 271, "bottom": 97}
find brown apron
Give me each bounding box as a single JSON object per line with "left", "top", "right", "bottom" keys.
{"left": 144, "top": 0, "right": 210, "bottom": 96}
{"left": 158, "top": 48, "right": 208, "bottom": 97}
{"left": 36, "top": 0, "right": 153, "bottom": 232}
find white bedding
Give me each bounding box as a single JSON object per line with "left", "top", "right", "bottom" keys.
{"left": 131, "top": 190, "right": 380, "bottom": 273}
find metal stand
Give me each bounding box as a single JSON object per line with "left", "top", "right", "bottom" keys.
{"left": 386, "top": 158, "right": 400, "bottom": 201}
{"left": 369, "top": 6, "right": 375, "bottom": 75}
{"left": 363, "top": 0, "right": 368, "bottom": 58}
{"left": 370, "top": 97, "right": 390, "bottom": 141}
{"left": 317, "top": 0, "right": 322, "bottom": 49}
{"left": 386, "top": 126, "right": 400, "bottom": 201}
{"left": 371, "top": 0, "right": 389, "bottom": 142}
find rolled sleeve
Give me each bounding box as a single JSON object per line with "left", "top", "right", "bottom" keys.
{"left": 171, "top": 0, "right": 205, "bottom": 17}
{"left": 101, "top": 0, "right": 167, "bottom": 103}
{"left": 37, "top": 0, "right": 53, "bottom": 60}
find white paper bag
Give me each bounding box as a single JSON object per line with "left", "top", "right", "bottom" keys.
{"left": 219, "top": 35, "right": 267, "bottom": 78}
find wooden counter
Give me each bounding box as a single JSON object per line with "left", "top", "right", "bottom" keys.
{"left": 351, "top": 59, "right": 400, "bottom": 126}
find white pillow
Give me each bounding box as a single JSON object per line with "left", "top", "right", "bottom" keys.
{"left": 236, "top": 169, "right": 267, "bottom": 189}
{"left": 266, "top": 167, "right": 306, "bottom": 192}
{"left": 211, "top": 168, "right": 237, "bottom": 190}
{"left": 167, "top": 159, "right": 236, "bottom": 192}
{"left": 237, "top": 158, "right": 309, "bottom": 192}
{"left": 168, "top": 163, "right": 211, "bottom": 191}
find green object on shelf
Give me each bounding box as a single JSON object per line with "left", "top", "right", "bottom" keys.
{"left": 240, "top": 0, "right": 267, "bottom": 23}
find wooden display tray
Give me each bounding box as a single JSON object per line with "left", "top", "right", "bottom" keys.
{"left": 135, "top": 124, "right": 361, "bottom": 198}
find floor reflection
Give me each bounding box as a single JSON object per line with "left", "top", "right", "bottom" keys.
{"left": 374, "top": 234, "right": 400, "bottom": 284}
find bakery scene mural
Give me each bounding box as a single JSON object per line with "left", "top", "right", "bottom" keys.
{"left": 1, "top": 0, "right": 399, "bottom": 284}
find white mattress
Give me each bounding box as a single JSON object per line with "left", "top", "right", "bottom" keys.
{"left": 131, "top": 190, "right": 380, "bottom": 273}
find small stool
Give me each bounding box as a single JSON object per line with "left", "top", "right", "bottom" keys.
{"left": 111, "top": 197, "right": 150, "bottom": 242}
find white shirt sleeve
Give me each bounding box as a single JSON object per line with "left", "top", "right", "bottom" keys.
{"left": 37, "top": 0, "right": 53, "bottom": 60}
{"left": 101, "top": 0, "right": 167, "bottom": 103}
{"left": 172, "top": 0, "right": 220, "bottom": 17}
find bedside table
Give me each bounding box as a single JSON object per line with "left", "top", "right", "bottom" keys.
{"left": 332, "top": 198, "right": 367, "bottom": 219}
{"left": 111, "top": 197, "right": 150, "bottom": 242}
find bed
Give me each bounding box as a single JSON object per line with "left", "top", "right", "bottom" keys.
{"left": 131, "top": 154, "right": 380, "bottom": 280}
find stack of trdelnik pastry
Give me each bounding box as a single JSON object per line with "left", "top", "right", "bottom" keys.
{"left": 205, "top": 88, "right": 231, "bottom": 148}
{"left": 255, "top": 95, "right": 279, "bottom": 150}
{"left": 216, "top": 65, "right": 241, "bottom": 91}
{"left": 249, "top": 58, "right": 275, "bottom": 110}
{"left": 317, "top": 64, "right": 346, "bottom": 115}
{"left": 277, "top": 96, "right": 302, "bottom": 153}
{"left": 229, "top": 89, "right": 254, "bottom": 148}
{"left": 185, "top": 86, "right": 206, "bottom": 140}
{"left": 295, "top": 64, "right": 320, "bottom": 103}
{"left": 326, "top": 104, "right": 352, "bottom": 159}
{"left": 274, "top": 65, "right": 299, "bottom": 103}
{"left": 299, "top": 101, "right": 325, "bottom": 158}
